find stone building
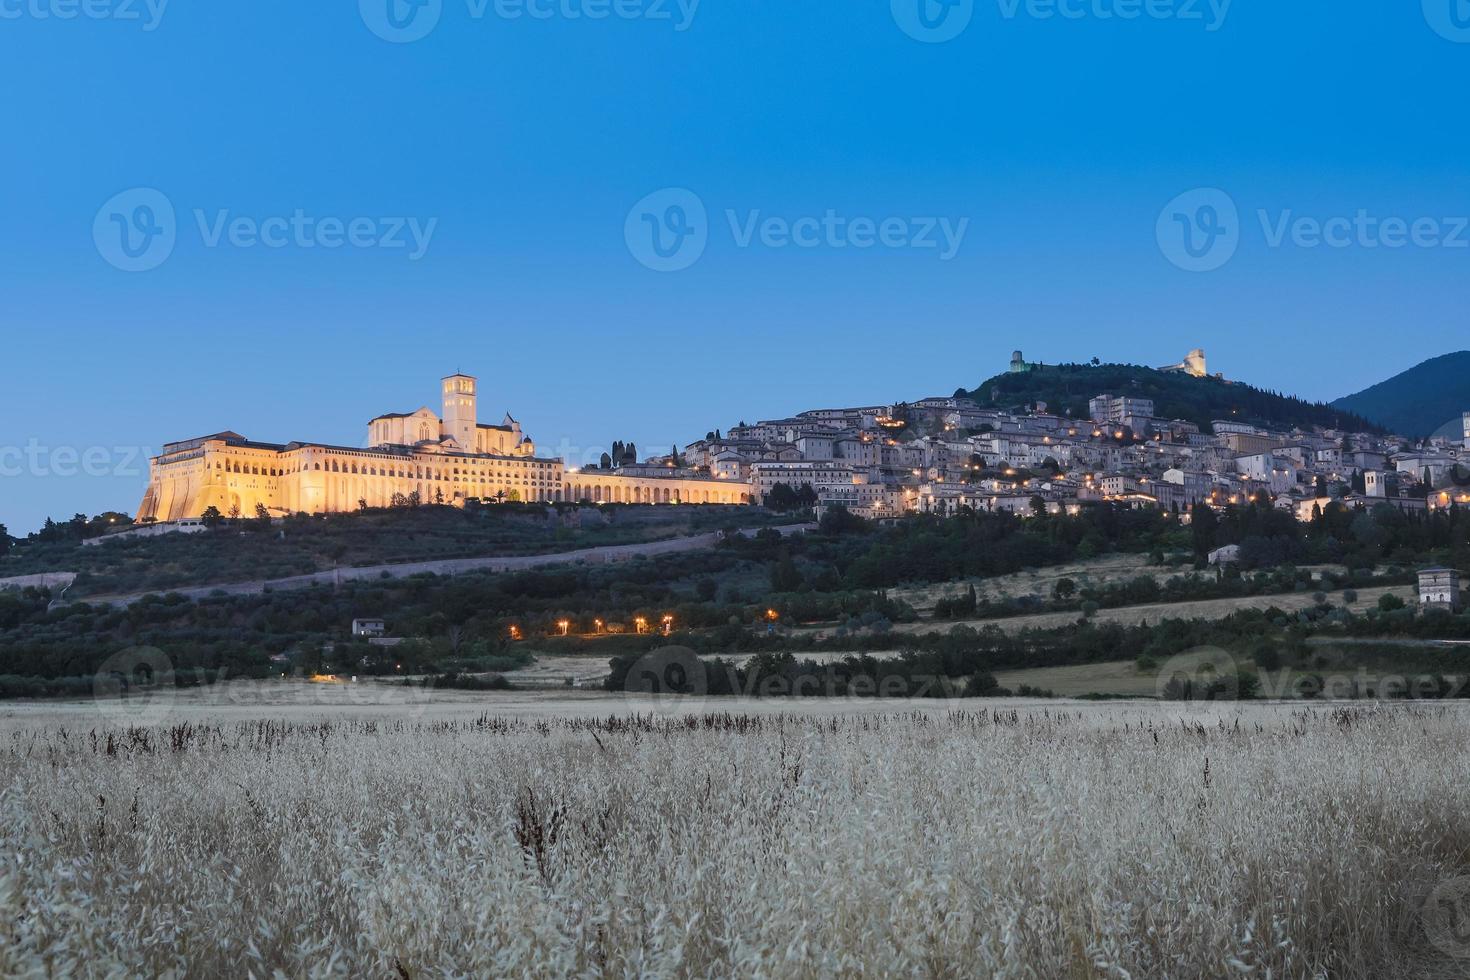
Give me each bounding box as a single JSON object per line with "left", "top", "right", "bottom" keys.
{"left": 1418, "top": 568, "right": 1463, "bottom": 612}
{"left": 1158, "top": 348, "right": 1208, "bottom": 377}
{"left": 135, "top": 374, "right": 749, "bottom": 522}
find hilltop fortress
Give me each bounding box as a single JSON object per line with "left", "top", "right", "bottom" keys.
{"left": 135, "top": 374, "right": 750, "bottom": 523}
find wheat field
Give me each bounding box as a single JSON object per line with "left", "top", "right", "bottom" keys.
{"left": 4, "top": 701, "right": 1470, "bottom": 978}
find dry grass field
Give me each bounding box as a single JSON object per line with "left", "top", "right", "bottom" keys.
{"left": 897, "top": 557, "right": 1354, "bottom": 612}
{"left": 890, "top": 554, "right": 1162, "bottom": 614}
{"left": 5, "top": 695, "right": 1470, "bottom": 977}
{"left": 994, "top": 659, "right": 1159, "bottom": 697}
{"left": 879, "top": 583, "right": 1416, "bottom": 636}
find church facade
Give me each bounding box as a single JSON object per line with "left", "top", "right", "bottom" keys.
{"left": 135, "top": 374, "right": 750, "bottom": 523}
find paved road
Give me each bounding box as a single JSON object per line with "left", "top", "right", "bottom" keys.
{"left": 77, "top": 523, "right": 815, "bottom": 608}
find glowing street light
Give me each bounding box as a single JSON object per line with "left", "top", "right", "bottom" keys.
{"left": 558, "top": 620, "right": 570, "bottom": 636}
{"left": 635, "top": 616, "right": 648, "bottom": 634}
{"left": 661, "top": 614, "right": 673, "bottom": 636}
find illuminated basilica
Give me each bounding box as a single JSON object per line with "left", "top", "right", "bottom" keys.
{"left": 135, "top": 374, "right": 750, "bottom": 523}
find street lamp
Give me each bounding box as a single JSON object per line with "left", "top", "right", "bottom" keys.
{"left": 558, "top": 620, "right": 569, "bottom": 636}
{"left": 661, "top": 614, "right": 673, "bottom": 636}
{"left": 635, "top": 616, "right": 647, "bottom": 634}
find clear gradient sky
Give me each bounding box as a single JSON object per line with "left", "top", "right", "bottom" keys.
{"left": 2, "top": 1, "right": 1469, "bottom": 533}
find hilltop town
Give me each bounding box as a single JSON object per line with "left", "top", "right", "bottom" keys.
{"left": 57, "top": 348, "right": 1470, "bottom": 549}
{"left": 669, "top": 348, "right": 1470, "bottom": 523}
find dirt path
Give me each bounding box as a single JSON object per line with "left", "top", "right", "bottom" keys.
{"left": 77, "top": 523, "right": 815, "bottom": 608}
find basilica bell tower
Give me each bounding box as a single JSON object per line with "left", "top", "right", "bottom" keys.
{"left": 442, "top": 373, "right": 478, "bottom": 450}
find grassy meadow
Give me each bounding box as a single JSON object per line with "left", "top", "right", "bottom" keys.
{"left": 4, "top": 696, "right": 1470, "bottom": 977}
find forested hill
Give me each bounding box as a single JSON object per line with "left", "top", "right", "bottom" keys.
{"left": 1330, "top": 351, "right": 1470, "bottom": 438}
{"left": 960, "top": 363, "right": 1386, "bottom": 435}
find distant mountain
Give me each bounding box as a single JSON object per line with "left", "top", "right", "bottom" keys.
{"left": 960, "top": 362, "right": 1384, "bottom": 435}
{"left": 1330, "top": 352, "right": 1470, "bottom": 438}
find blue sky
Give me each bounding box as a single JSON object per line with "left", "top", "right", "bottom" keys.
{"left": 2, "top": 0, "right": 1468, "bottom": 533}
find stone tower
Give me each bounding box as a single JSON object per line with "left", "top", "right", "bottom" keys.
{"left": 1184, "top": 349, "right": 1207, "bottom": 378}
{"left": 442, "top": 373, "right": 478, "bottom": 450}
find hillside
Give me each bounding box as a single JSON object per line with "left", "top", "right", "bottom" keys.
{"left": 0, "top": 504, "right": 785, "bottom": 598}
{"left": 963, "top": 362, "right": 1384, "bottom": 434}
{"left": 1330, "top": 351, "right": 1470, "bottom": 438}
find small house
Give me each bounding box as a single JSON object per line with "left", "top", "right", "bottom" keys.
{"left": 352, "top": 618, "right": 387, "bottom": 638}
{"left": 1208, "top": 545, "right": 1242, "bottom": 567}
